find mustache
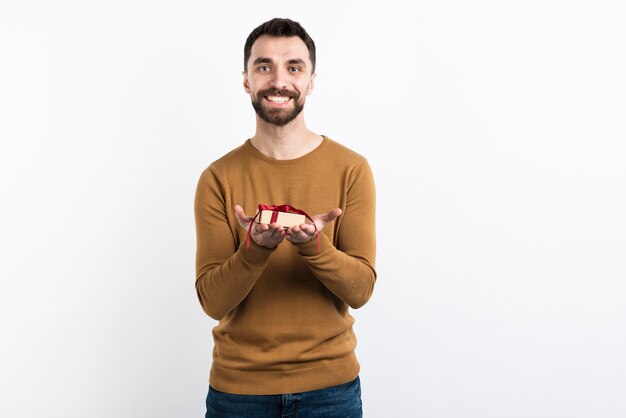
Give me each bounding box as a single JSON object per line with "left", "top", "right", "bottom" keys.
{"left": 257, "top": 88, "right": 299, "bottom": 99}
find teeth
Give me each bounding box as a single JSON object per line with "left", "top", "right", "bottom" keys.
{"left": 267, "top": 96, "right": 290, "bottom": 103}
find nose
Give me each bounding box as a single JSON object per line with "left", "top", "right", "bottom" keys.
{"left": 269, "top": 67, "right": 288, "bottom": 90}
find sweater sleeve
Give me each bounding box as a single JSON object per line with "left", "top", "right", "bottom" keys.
{"left": 294, "top": 160, "right": 377, "bottom": 309}
{"left": 194, "top": 166, "right": 276, "bottom": 320}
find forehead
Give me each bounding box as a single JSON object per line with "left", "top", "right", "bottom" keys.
{"left": 248, "top": 35, "right": 311, "bottom": 65}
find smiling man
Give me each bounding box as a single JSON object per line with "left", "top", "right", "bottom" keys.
{"left": 194, "top": 18, "right": 376, "bottom": 418}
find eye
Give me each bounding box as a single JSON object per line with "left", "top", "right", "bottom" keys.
{"left": 258, "top": 65, "right": 270, "bottom": 72}
{"left": 289, "top": 66, "right": 302, "bottom": 73}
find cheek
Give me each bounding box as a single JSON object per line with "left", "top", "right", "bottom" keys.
{"left": 245, "top": 76, "right": 262, "bottom": 92}
{"left": 305, "top": 81, "right": 314, "bottom": 95}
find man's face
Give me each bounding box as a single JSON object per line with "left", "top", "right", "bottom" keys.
{"left": 243, "top": 35, "right": 315, "bottom": 126}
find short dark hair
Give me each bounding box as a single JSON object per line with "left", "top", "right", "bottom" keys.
{"left": 244, "top": 18, "right": 316, "bottom": 73}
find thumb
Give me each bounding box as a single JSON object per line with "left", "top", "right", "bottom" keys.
{"left": 318, "top": 208, "right": 342, "bottom": 226}
{"left": 234, "top": 205, "right": 253, "bottom": 227}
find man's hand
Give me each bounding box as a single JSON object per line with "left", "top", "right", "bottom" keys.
{"left": 285, "top": 208, "right": 342, "bottom": 244}
{"left": 235, "top": 205, "right": 286, "bottom": 249}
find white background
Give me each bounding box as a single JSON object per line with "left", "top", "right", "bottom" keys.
{"left": 1, "top": 1, "right": 625, "bottom": 417}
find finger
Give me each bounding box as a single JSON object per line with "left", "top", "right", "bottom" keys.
{"left": 286, "top": 225, "right": 306, "bottom": 238}
{"left": 312, "top": 208, "right": 340, "bottom": 229}
{"left": 271, "top": 226, "right": 286, "bottom": 239}
{"left": 255, "top": 227, "right": 285, "bottom": 248}
{"left": 262, "top": 227, "right": 284, "bottom": 245}
{"left": 234, "top": 205, "right": 253, "bottom": 227}
{"left": 287, "top": 226, "right": 312, "bottom": 241}
{"left": 298, "top": 224, "right": 316, "bottom": 235}
{"left": 269, "top": 222, "right": 283, "bottom": 230}
{"left": 321, "top": 208, "right": 342, "bottom": 223}
{"left": 258, "top": 223, "right": 279, "bottom": 235}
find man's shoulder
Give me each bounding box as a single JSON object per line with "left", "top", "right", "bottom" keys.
{"left": 202, "top": 141, "right": 250, "bottom": 175}
{"left": 323, "top": 136, "right": 370, "bottom": 167}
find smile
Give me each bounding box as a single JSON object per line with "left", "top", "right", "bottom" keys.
{"left": 265, "top": 95, "right": 292, "bottom": 104}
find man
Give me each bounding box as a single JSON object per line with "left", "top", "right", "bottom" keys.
{"left": 194, "top": 17, "right": 376, "bottom": 417}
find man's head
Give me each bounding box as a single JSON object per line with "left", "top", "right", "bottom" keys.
{"left": 243, "top": 18, "right": 317, "bottom": 127}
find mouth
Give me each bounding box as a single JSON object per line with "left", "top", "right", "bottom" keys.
{"left": 264, "top": 95, "right": 292, "bottom": 106}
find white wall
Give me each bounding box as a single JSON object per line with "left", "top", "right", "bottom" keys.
{"left": 1, "top": 1, "right": 624, "bottom": 417}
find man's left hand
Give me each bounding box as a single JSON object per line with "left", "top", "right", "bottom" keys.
{"left": 285, "top": 208, "right": 342, "bottom": 244}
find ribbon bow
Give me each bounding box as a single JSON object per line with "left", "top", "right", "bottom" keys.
{"left": 246, "top": 204, "right": 320, "bottom": 251}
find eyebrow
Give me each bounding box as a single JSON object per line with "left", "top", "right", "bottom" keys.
{"left": 252, "top": 57, "right": 307, "bottom": 67}
{"left": 252, "top": 57, "right": 272, "bottom": 65}
{"left": 287, "top": 58, "right": 306, "bottom": 67}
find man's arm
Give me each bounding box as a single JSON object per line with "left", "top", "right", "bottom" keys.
{"left": 194, "top": 167, "right": 277, "bottom": 320}
{"left": 291, "top": 161, "right": 377, "bottom": 309}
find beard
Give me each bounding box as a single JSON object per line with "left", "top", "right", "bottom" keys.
{"left": 251, "top": 88, "right": 305, "bottom": 127}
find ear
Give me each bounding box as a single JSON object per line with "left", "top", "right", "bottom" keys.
{"left": 242, "top": 70, "right": 250, "bottom": 94}
{"left": 306, "top": 73, "right": 316, "bottom": 96}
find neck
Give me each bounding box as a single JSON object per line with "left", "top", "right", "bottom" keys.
{"left": 250, "top": 113, "right": 323, "bottom": 160}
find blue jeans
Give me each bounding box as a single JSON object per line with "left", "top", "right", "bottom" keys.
{"left": 205, "top": 376, "right": 363, "bottom": 418}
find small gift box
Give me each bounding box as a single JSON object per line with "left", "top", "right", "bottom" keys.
{"left": 246, "top": 204, "right": 320, "bottom": 251}
{"left": 256, "top": 210, "right": 305, "bottom": 228}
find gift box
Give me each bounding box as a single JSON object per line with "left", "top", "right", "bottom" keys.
{"left": 256, "top": 210, "right": 305, "bottom": 228}
{"left": 247, "top": 204, "right": 320, "bottom": 251}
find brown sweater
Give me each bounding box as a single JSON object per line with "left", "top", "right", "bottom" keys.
{"left": 194, "top": 136, "right": 376, "bottom": 395}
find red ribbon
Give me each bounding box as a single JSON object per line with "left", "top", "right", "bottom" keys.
{"left": 246, "top": 204, "right": 320, "bottom": 251}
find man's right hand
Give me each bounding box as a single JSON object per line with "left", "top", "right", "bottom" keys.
{"left": 235, "top": 205, "right": 286, "bottom": 249}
